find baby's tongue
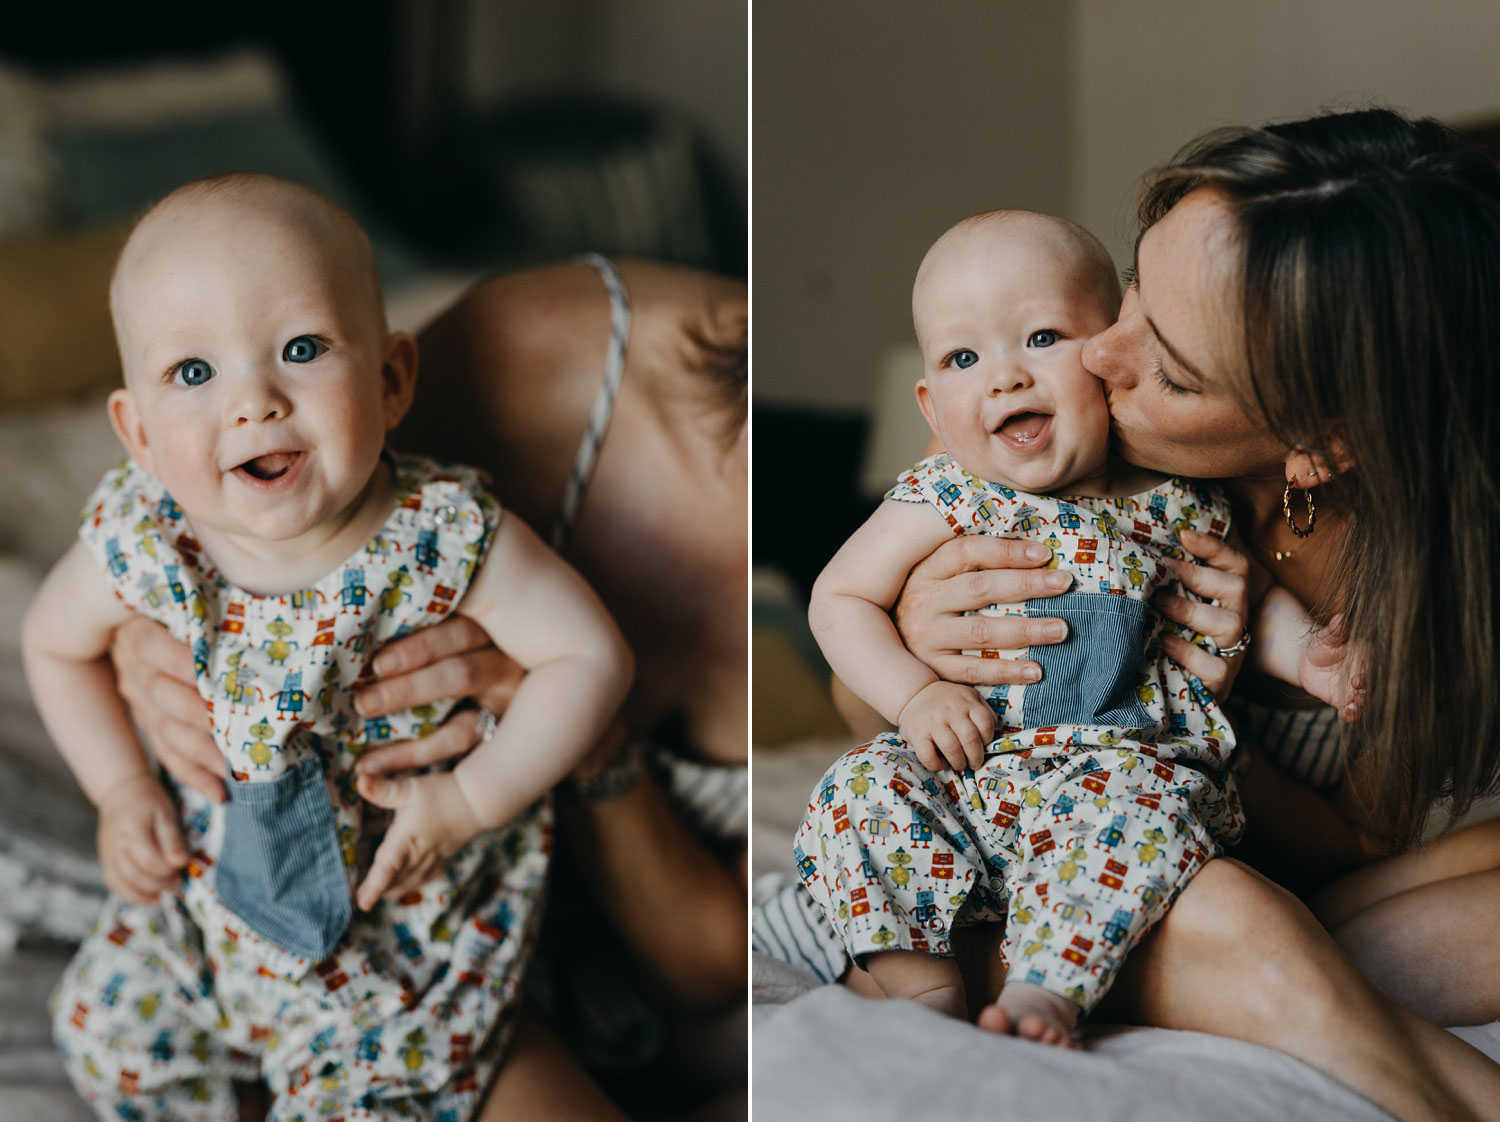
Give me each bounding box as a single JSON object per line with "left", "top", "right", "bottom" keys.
{"left": 243, "top": 452, "right": 297, "bottom": 479}
{"left": 1000, "top": 412, "right": 1048, "bottom": 441}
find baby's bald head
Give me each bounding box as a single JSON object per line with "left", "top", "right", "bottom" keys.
{"left": 110, "top": 173, "right": 385, "bottom": 372}
{"left": 913, "top": 209, "right": 1120, "bottom": 346}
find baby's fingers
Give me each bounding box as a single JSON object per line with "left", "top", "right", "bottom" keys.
{"left": 911, "top": 737, "right": 944, "bottom": 773}
{"left": 356, "top": 834, "right": 412, "bottom": 911}
{"left": 382, "top": 854, "right": 442, "bottom": 902}
{"left": 953, "top": 718, "right": 986, "bottom": 772}
{"left": 152, "top": 806, "right": 189, "bottom": 868}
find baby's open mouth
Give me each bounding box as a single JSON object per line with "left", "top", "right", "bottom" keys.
{"left": 237, "top": 451, "right": 302, "bottom": 481}
{"left": 997, "top": 412, "right": 1051, "bottom": 444}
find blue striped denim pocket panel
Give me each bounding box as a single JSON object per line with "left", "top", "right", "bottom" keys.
{"left": 217, "top": 755, "right": 350, "bottom": 962}
{"left": 1022, "top": 591, "right": 1154, "bottom": 729}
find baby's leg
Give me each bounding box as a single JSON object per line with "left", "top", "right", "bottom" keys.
{"left": 795, "top": 736, "right": 1008, "bottom": 1021}
{"left": 863, "top": 949, "right": 967, "bottom": 1018}
{"left": 987, "top": 755, "right": 1218, "bottom": 1048}
{"left": 52, "top": 899, "right": 251, "bottom": 1122}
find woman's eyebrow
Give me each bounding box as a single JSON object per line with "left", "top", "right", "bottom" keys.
{"left": 1133, "top": 234, "right": 1208, "bottom": 387}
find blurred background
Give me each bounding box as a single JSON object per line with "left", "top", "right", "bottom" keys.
{"left": 0, "top": 3, "right": 744, "bottom": 1115}
{"left": 750, "top": 0, "right": 1500, "bottom": 758}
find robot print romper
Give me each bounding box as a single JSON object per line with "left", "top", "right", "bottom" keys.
{"left": 796, "top": 453, "right": 1245, "bottom": 1011}
{"left": 53, "top": 453, "right": 551, "bottom": 1122}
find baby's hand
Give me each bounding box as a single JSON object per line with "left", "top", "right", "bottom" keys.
{"left": 354, "top": 771, "right": 485, "bottom": 911}
{"left": 97, "top": 774, "right": 188, "bottom": 904}
{"left": 898, "top": 681, "right": 995, "bottom": 772}
{"left": 1299, "top": 613, "right": 1368, "bottom": 723}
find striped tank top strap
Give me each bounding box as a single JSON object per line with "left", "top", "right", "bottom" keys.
{"left": 551, "top": 253, "right": 632, "bottom": 551}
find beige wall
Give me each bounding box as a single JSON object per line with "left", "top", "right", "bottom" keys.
{"left": 756, "top": 0, "right": 1500, "bottom": 411}
{"left": 754, "top": 2, "right": 1074, "bottom": 413}
{"left": 1072, "top": 0, "right": 1500, "bottom": 265}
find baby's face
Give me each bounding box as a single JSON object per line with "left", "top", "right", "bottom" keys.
{"left": 109, "top": 201, "right": 402, "bottom": 545}
{"left": 914, "top": 220, "right": 1115, "bottom": 494}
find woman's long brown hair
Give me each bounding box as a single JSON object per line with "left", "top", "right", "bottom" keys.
{"left": 1140, "top": 108, "right": 1500, "bottom": 852}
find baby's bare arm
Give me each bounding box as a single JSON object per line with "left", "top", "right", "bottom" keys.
{"left": 23, "top": 542, "right": 159, "bottom": 803}
{"left": 24, "top": 542, "right": 188, "bottom": 900}
{"left": 353, "top": 514, "right": 632, "bottom": 907}
{"left": 809, "top": 500, "right": 961, "bottom": 725}
{"left": 444, "top": 513, "right": 633, "bottom": 831}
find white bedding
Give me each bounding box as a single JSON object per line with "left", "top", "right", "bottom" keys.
{"left": 752, "top": 737, "right": 1500, "bottom": 1122}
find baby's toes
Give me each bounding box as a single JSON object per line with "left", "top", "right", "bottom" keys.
{"left": 976, "top": 1004, "right": 1014, "bottom": 1035}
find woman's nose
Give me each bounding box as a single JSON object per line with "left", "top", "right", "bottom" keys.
{"left": 1083, "top": 319, "right": 1135, "bottom": 389}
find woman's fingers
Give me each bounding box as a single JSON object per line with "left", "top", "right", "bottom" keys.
{"left": 357, "top": 708, "right": 490, "bottom": 777}
{"left": 114, "top": 616, "right": 197, "bottom": 698}
{"left": 370, "top": 615, "right": 493, "bottom": 676}
{"left": 909, "top": 534, "right": 1056, "bottom": 583}
{"left": 1177, "top": 530, "right": 1250, "bottom": 576}
{"left": 1161, "top": 633, "right": 1231, "bottom": 697}
{"left": 928, "top": 566, "right": 1075, "bottom": 615}
{"left": 356, "top": 646, "right": 520, "bottom": 719}
{"left": 152, "top": 719, "right": 228, "bottom": 803}
{"left": 924, "top": 655, "right": 1040, "bottom": 689}
{"left": 1153, "top": 592, "right": 1240, "bottom": 646}
{"left": 1163, "top": 557, "right": 1245, "bottom": 616}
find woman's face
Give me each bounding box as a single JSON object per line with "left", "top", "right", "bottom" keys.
{"left": 1082, "top": 188, "right": 1287, "bottom": 480}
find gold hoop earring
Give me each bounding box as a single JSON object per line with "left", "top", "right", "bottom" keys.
{"left": 1283, "top": 479, "right": 1316, "bottom": 538}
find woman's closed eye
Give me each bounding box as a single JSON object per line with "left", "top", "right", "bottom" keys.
{"left": 171, "top": 358, "right": 214, "bottom": 387}
{"left": 283, "top": 335, "right": 329, "bottom": 364}
{"left": 943, "top": 348, "right": 980, "bottom": 370}
{"left": 1152, "top": 360, "right": 1195, "bottom": 396}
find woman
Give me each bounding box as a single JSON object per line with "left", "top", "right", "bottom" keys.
{"left": 112, "top": 257, "right": 748, "bottom": 1120}
{"left": 800, "top": 108, "right": 1500, "bottom": 1122}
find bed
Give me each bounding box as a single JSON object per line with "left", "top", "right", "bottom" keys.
{"left": 748, "top": 570, "right": 1500, "bottom": 1122}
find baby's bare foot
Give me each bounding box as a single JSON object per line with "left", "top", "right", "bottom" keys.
{"left": 977, "top": 982, "right": 1080, "bottom": 1049}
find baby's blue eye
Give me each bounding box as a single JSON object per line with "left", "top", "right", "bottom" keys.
{"left": 1028, "top": 330, "right": 1060, "bottom": 348}
{"left": 951, "top": 349, "right": 979, "bottom": 369}
{"left": 283, "top": 335, "right": 327, "bottom": 364}
{"left": 174, "top": 359, "right": 214, "bottom": 387}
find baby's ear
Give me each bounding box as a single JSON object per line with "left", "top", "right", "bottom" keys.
{"left": 106, "top": 388, "right": 156, "bottom": 473}
{"left": 914, "top": 380, "right": 940, "bottom": 439}
{"left": 379, "top": 332, "right": 419, "bottom": 430}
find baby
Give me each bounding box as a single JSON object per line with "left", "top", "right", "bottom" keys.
{"left": 797, "top": 210, "right": 1248, "bottom": 1046}
{"left": 22, "top": 174, "right": 633, "bottom": 1119}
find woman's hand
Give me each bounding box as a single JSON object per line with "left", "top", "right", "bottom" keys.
{"left": 1299, "top": 613, "right": 1368, "bottom": 722}
{"left": 1153, "top": 529, "right": 1252, "bottom": 700}
{"left": 893, "top": 537, "right": 1072, "bottom": 685}
{"left": 111, "top": 617, "right": 227, "bottom": 803}
{"left": 353, "top": 616, "right": 525, "bottom": 778}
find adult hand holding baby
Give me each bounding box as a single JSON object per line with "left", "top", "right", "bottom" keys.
{"left": 893, "top": 535, "right": 1070, "bottom": 687}
{"left": 895, "top": 527, "right": 1254, "bottom": 705}
{"left": 351, "top": 615, "right": 525, "bottom": 779}
{"left": 112, "top": 615, "right": 228, "bottom": 803}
